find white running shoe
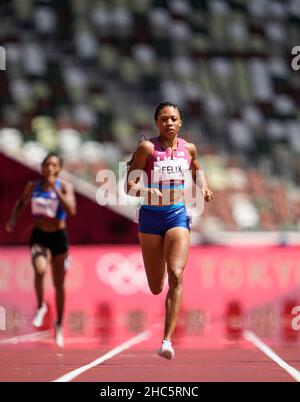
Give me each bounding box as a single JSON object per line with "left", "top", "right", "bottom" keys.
{"left": 32, "top": 303, "right": 48, "bottom": 328}
{"left": 158, "top": 340, "right": 175, "bottom": 360}
{"left": 54, "top": 322, "right": 64, "bottom": 348}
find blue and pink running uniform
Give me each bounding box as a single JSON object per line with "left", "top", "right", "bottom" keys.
{"left": 139, "top": 136, "right": 191, "bottom": 236}
{"left": 31, "top": 179, "right": 67, "bottom": 221}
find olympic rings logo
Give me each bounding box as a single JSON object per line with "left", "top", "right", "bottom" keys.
{"left": 96, "top": 253, "right": 165, "bottom": 296}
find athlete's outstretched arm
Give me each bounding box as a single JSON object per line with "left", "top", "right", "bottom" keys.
{"left": 126, "top": 141, "right": 162, "bottom": 198}
{"left": 5, "top": 181, "right": 35, "bottom": 232}
{"left": 186, "top": 143, "right": 213, "bottom": 202}
{"left": 55, "top": 181, "right": 76, "bottom": 215}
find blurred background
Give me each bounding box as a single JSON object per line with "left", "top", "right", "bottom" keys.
{"left": 0, "top": 0, "right": 300, "bottom": 345}
{"left": 1, "top": 0, "right": 300, "bottom": 243}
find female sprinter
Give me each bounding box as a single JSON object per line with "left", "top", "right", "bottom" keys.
{"left": 127, "top": 102, "right": 213, "bottom": 360}
{"left": 5, "top": 153, "right": 76, "bottom": 347}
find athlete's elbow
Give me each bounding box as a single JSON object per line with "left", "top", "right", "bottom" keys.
{"left": 68, "top": 205, "right": 77, "bottom": 216}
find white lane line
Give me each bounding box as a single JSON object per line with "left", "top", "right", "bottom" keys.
{"left": 0, "top": 330, "right": 51, "bottom": 345}
{"left": 244, "top": 330, "right": 300, "bottom": 382}
{"left": 52, "top": 329, "right": 152, "bottom": 383}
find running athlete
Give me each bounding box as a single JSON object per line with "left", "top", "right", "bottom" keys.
{"left": 5, "top": 153, "right": 76, "bottom": 348}
{"left": 127, "top": 102, "right": 213, "bottom": 360}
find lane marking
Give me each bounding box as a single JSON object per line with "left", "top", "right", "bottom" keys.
{"left": 244, "top": 330, "right": 300, "bottom": 382}
{"left": 0, "top": 330, "right": 51, "bottom": 345}
{"left": 52, "top": 329, "right": 152, "bottom": 382}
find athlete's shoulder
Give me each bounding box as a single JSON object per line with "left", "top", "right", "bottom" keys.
{"left": 137, "top": 139, "right": 155, "bottom": 155}
{"left": 22, "top": 180, "right": 37, "bottom": 200}
{"left": 59, "top": 179, "right": 74, "bottom": 193}
{"left": 183, "top": 141, "right": 197, "bottom": 157}
{"left": 25, "top": 181, "right": 37, "bottom": 192}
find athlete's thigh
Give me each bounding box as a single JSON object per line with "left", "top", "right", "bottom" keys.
{"left": 138, "top": 232, "right": 167, "bottom": 288}
{"left": 51, "top": 252, "right": 68, "bottom": 286}
{"left": 31, "top": 244, "right": 51, "bottom": 275}
{"left": 164, "top": 227, "right": 190, "bottom": 273}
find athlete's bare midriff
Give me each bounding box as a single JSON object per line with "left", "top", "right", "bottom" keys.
{"left": 144, "top": 188, "right": 185, "bottom": 207}
{"left": 33, "top": 217, "right": 66, "bottom": 232}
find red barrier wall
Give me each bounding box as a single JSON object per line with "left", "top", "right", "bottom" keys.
{"left": 1, "top": 246, "right": 300, "bottom": 342}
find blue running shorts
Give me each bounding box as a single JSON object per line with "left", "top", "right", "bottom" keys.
{"left": 138, "top": 204, "right": 190, "bottom": 236}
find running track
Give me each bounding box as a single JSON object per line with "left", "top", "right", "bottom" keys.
{"left": 1, "top": 325, "right": 300, "bottom": 382}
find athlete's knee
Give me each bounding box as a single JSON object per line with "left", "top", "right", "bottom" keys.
{"left": 151, "top": 288, "right": 163, "bottom": 295}
{"left": 149, "top": 284, "right": 164, "bottom": 295}
{"left": 32, "top": 249, "right": 48, "bottom": 275}
{"left": 34, "top": 267, "right": 46, "bottom": 277}
{"left": 33, "top": 260, "right": 47, "bottom": 276}
{"left": 168, "top": 268, "right": 184, "bottom": 288}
